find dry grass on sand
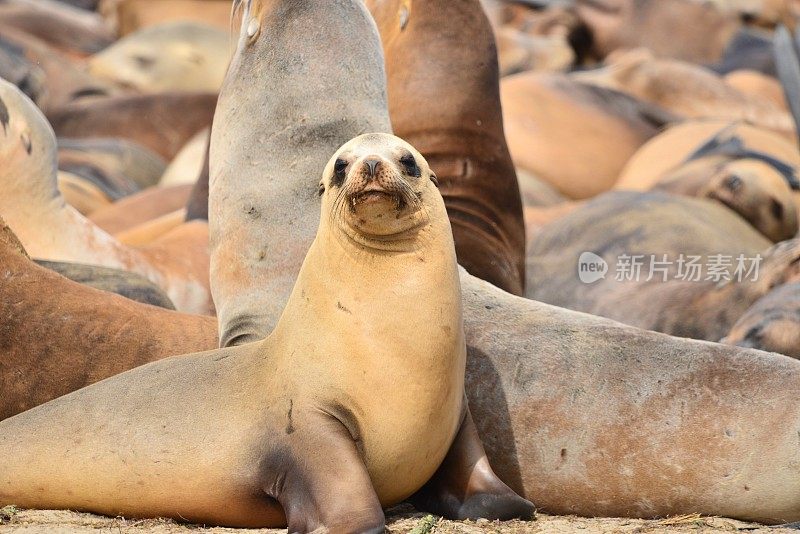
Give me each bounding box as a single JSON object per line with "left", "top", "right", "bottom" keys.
{"left": 1, "top": 505, "right": 799, "bottom": 533}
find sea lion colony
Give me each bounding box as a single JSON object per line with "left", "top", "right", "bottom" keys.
{"left": 4, "top": 0, "right": 800, "bottom": 532}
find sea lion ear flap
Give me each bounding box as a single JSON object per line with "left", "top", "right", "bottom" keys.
{"left": 318, "top": 182, "right": 326, "bottom": 196}
{"left": 430, "top": 172, "right": 439, "bottom": 187}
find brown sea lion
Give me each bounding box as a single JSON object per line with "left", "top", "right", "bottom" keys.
{"left": 89, "top": 184, "right": 193, "bottom": 234}
{"left": 0, "top": 216, "right": 217, "bottom": 421}
{"left": 34, "top": 259, "right": 176, "bottom": 309}
{"left": 58, "top": 137, "right": 167, "bottom": 190}
{"left": 0, "top": 133, "right": 533, "bottom": 528}
{"left": 723, "top": 281, "right": 800, "bottom": 358}
{"left": 47, "top": 92, "right": 218, "bottom": 161}
{"left": 576, "top": 49, "right": 796, "bottom": 140}
{"left": 366, "top": 0, "right": 527, "bottom": 295}
{"left": 501, "top": 71, "right": 675, "bottom": 199}
{"left": 0, "top": 0, "right": 114, "bottom": 58}
{"left": 89, "top": 22, "right": 230, "bottom": 94}
{"left": 0, "top": 77, "right": 212, "bottom": 314}
{"left": 526, "top": 191, "right": 800, "bottom": 341}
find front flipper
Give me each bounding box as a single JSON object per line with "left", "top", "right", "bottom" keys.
{"left": 265, "top": 415, "right": 385, "bottom": 534}
{"left": 411, "top": 404, "right": 535, "bottom": 521}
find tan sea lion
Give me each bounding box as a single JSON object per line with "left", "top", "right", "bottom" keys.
{"left": 723, "top": 281, "right": 800, "bottom": 358}
{"left": 616, "top": 120, "right": 800, "bottom": 192}
{"left": 0, "top": 216, "right": 217, "bottom": 421}
{"left": 725, "top": 69, "right": 789, "bottom": 112}
{"left": 158, "top": 127, "right": 209, "bottom": 186}
{"left": 367, "top": 0, "right": 527, "bottom": 295}
{"left": 89, "top": 22, "right": 230, "bottom": 94}
{"left": 56, "top": 169, "right": 112, "bottom": 214}
{"left": 0, "top": 77, "right": 212, "bottom": 314}
{"left": 48, "top": 92, "right": 218, "bottom": 161}
{"left": 0, "top": 132, "right": 533, "bottom": 528}
{"left": 115, "top": 208, "right": 187, "bottom": 246}
{"left": 526, "top": 191, "right": 800, "bottom": 341}
{"left": 89, "top": 184, "right": 193, "bottom": 234}
{"left": 576, "top": 49, "right": 796, "bottom": 140}
{"left": 501, "top": 71, "right": 674, "bottom": 199}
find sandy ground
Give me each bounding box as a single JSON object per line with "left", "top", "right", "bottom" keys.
{"left": 2, "top": 505, "right": 798, "bottom": 533}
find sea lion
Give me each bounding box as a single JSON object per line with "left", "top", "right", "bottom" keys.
{"left": 501, "top": 71, "right": 674, "bottom": 199}
{"left": 366, "top": 0, "right": 527, "bottom": 295}
{"left": 56, "top": 169, "right": 112, "bottom": 214}
{"left": 89, "top": 184, "right": 193, "bottom": 235}
{"left": 0, "top": 33, "right": 46, "bottom": 106}
{"left": 115, "top": 208, "right": 188, "bottom": 246}
{"left": 88, "top": 22, "right": 230, "bottom": 94}
{"left": 34, "top": 259, "right": 176, "bottom": 309}
{"left": 0, "top": 77, "right": 212, "bottom": 314}
{"left": 616, "top": 120, "right": 800, "bottom": 192}
{"left": 573, "top": 0, "right": 739, "bottom": 63}
{"left": 725, "top": 69, "right": 788, "bottom": 111}
{"left": 58, "top": 137, "right": 167, "bottom": 190}
{"left": 575, "top": 49, "right": 796, "bottom": 140}
{"left": 526, "top": 191, "right": 800, "bottom": 341}
{"left": 159, "top": 127, "right": 209, "bottom": 186}
{"left": 723, "top": 281, "right": 800, "bottom": 358}
{"left": 48, "top": 92, "right": 218, "bottom": 161}
{"left": 0, "top": 216, "right": 217, "bottom": 421}
{"left": 0, "top": 0, "right": 114, "bottom": 58}
{"left": 0, "top": 133, "right": 533, "bottom": 528}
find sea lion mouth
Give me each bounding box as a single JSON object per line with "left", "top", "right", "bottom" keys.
{"left": 349, "top": 190, "right": 405, "bottom": 210}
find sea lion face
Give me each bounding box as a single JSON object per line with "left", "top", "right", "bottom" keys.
{"left": 320, "top": 133, "right": 439, "bottom": 240}
{"left": 703, "top": 160, "right": 798, "bottom": 243}
{"left": 88, "top": 22, "right": 230, "bottom": 93}
{"left": 657, "top": 157, "right": 798, "bottom": 242}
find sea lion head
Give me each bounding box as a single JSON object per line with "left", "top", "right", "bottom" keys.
{"left": 656, "top": 157, "right": 798, "bottom": 242}
{"left": 0, "top": 77, "right": 58, "bottom": 201}
{"left": 319, "top": 133, "right": 440, "bottom": 246}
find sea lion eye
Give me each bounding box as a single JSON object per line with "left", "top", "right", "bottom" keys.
{"left": 332, "top": 158, "right": 348, "bottom": 187}
{"left": 400, "top": 153, "right": 421, "bottom": 177}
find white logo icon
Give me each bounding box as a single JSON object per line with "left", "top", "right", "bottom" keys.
{"left": 578, "top": 252, "right": 608, "bottom": 284}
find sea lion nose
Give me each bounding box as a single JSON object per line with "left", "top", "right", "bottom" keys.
{"left": 364, "top": 158, "right": 381, "bottom": 179}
